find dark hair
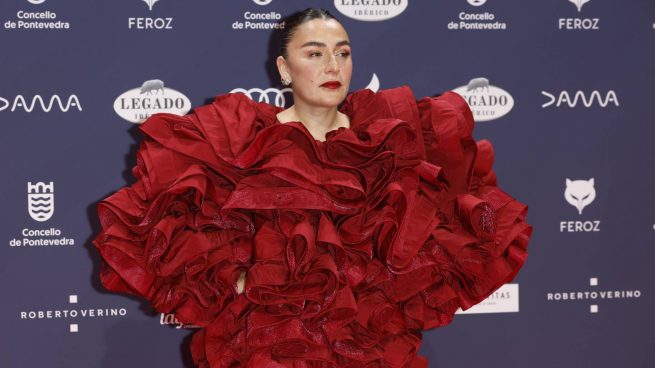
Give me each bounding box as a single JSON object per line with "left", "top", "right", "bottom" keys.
{"left": 279, "top": 8, "right": 342, "bottom": 58}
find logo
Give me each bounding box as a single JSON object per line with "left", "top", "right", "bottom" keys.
{"left": 27, "top": 181, "right": 54, "bottom": 222}
{"left": 114, "top": 79, "right": 191, "bottom": 124}
{"left": 230, "top": 87, "right": 293, "bottom": 107}
{"left": 365, "top": 73, "right": 380, "bottom": 93}
{"left": 569, "top": 0, "right": 590, "bottom": 12}
{"left": 160, "top": 313, "right": 201, "bottom": 329}
{"left": 453, "top": 77, "right": 514, "bottom": 122}
{"left": 129, "top": 0, "right": 173, "bottom": 29}
{"left": 19, "top": 294, "right": 128, "bottom": 332}
{"left": 541, "top": 90, "right": 619, "bottom": 108}
{"left": 0, "top": 94, "right": 82, "bottom": 112}
{"left": 565, "top": 178, "right": 595, "bottom": 215}
{"left": 546, "top": 277, "right": 642, "bottom": 314}
{"left": 456, "top": 284, "right": 520, "bottom": 314}
{"left": 232, "top": 73, "right": 381, "bottom": 107}
{"left": 143, "top": 0, "right": 159, "bottom": 11}
{"left": 559, "top": 0, "right": 598, "bottom": 30}
{"left": 560, "top": 178, "right": 600, "bottom": 232}
{"left": 253, "top": 0, "right": 273, "bottom": 5}
{"left": 333, "top": 0, "right": 408, "bottom": 22}
{"left": 3, "top": 1, "right": 71, "bottom": 31}
{"left": 448, "top": 0, "right": 507, "bottom": 30}
{"left": 467, "top": 0, "right": 488, "bottom": 6}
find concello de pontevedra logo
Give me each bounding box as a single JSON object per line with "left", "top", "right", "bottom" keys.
{"left": 27, "top": 181, "right": 54, "bottom": 222}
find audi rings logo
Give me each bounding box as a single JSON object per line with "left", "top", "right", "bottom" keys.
{"left": 253, "top": 0, "right": 273, "bottom": 5}
{"left": 231, "top": 87, "right": 293, "bottom": 107}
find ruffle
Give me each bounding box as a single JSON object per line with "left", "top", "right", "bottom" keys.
{"left": 93, "top": 85, "right": 532, "bottom": 367}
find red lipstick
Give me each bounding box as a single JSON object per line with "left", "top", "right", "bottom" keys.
{"left": 321, "top": 81, "right": 341, "bottom": 89}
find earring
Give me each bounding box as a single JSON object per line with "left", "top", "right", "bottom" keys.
{"left": 281, "top": 77, "right": 291, "bottom": 86}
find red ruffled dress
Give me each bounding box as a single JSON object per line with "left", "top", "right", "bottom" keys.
{"left": 93, "top": 86, "right": 532, "bottom": 367}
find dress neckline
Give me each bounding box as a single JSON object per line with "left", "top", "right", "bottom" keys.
{"left": 274, "top": 108, "right": 353, "bottom": 143}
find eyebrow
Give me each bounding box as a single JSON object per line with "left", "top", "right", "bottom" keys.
{"left": 300, "top": 40, "right": 351, "bottom": 48}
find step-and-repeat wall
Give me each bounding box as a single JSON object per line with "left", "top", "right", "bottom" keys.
{"left": 1, "top": 0, "right": 653, "bottom": 367}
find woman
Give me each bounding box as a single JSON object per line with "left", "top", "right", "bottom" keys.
{"left": 93, "top": 8, "right": 532, "bottom": 368}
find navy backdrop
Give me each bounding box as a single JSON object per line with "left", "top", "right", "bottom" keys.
{"left": 1, "top": 0, "right": 654, "bottom": 367}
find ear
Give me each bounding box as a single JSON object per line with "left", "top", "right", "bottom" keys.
{"left": 276, "top": 56, "right": 290, "bottom": 80}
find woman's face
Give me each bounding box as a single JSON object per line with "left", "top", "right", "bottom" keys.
{"left": 277, "top": 18, "right": 353, "bottom": 109}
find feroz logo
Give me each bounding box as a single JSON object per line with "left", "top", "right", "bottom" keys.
{"left": 560, "top": 178, "right": 600, "bottom": 233}
{"left": 333, "top": 0, "right": 408, "bottom": 22}
{"left": 569, "top": 0, "right": 590, "bottom": 12}
{"left": 130, "top": 0, "right": 173, "bottom": 29}
{"left": 559, "top": 0, "right": 598, "bottom": 29}
{"left": 143, "top": 0, "right": 159, "bottom": 11}
{"left": 541, "top": 90, "right": 619, "bottom": 108}
{"left": 564, "top": 178, "right": 596, "bottom": 215}
{"left": 27, "top": 181, "right": 54, "bottom": 222}
{"left": 114, "top": 79, "right": 191, "bottom": 124}
{"left": 467, "top": 0, "right": 488, "bottom": 6}
{"left": 230, "top": 87, "right": 293, "bottom": 107}
{"left": 453, "top": 77, "right": 514, "bottom": 122}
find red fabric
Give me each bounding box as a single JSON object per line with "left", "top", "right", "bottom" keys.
{"left": 93, "top": 86, "right": 532, "bottom": 367}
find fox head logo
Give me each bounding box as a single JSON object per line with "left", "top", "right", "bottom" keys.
{"left": 564, "top": 178, "right": 596, "bottom": 215}
{"left": 569, "top": 0, "right": 591, "bottom": 12}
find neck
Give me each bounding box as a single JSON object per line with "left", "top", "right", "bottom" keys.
{"left": 290, "top": 100, "right": 341, "bottom": 137}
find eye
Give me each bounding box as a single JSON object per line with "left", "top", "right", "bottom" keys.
{"left": 309, "top": 51, "right": 322, "bottom": 57}
{"left": 337, "top": 50, "right": 351, "bottom": 58}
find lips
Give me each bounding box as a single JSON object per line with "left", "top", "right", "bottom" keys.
{"left": 320, "top": 81, "right": 341, "bottom": 89}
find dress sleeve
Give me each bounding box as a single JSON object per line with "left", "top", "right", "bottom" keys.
{"left": 93, "top": 108, "right": 255, "bottom": 328}
{"left": 402, "top": 91, "right": 532, "bottom": 329}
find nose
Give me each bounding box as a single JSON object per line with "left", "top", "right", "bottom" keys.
{"left": 325, "top": 54, "right": 340, "bottom": 74}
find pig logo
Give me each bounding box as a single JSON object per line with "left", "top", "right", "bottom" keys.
{"left": 569, "top": 0, "right": 590, "bottom": 12}
{"left": 453, "top": 77, "right": 514, "bottom": 122}
{"left": 27, "top": 181, "right": 54, "bottom": 222}
{"left": 114, "top": 79, "right": 191, "bottom": 124}
{"left": 139, "top": 79, "right": 165, "bottom": 95}
{"left": 466, "top": 77, "right": 490, "bottom": 92}
{"left": 564, "top": 178, "right": 596, "bottom": 215}
{"left": 143, "top": 0, "right": 159, "bottom": 11}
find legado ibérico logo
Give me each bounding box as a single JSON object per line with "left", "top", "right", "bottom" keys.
{"left": 453, "top": 77, "right": 514, "bottom": 122}
{"left": 333, "top": 0, "right": 408, "bottom": 22}
{"left": 27, "top": 181, "right": 54, "bottom": 222}
{"left": 114, "top": 79, "right": 191, "bottom": 124}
